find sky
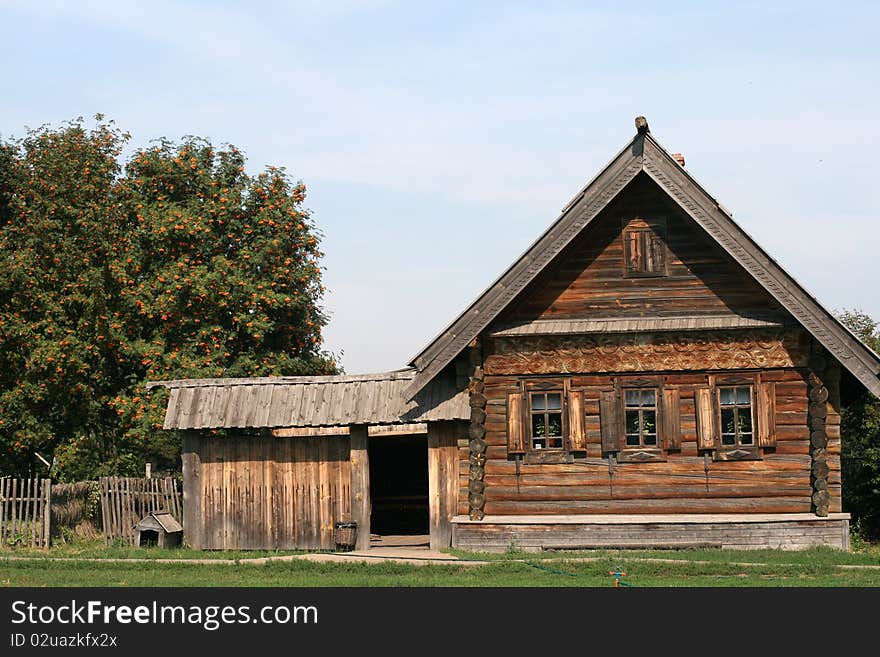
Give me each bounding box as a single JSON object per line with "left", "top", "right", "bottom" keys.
{"left": 1, "top": 1, "right": 878, "bottom": 374}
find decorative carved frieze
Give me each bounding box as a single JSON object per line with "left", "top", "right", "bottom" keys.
{"left": 484, "top": 329, "right": 809, "bottom": 375}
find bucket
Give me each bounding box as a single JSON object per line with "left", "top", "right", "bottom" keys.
{"left": 334, "top": 521, "right": 358, "bottom": 552}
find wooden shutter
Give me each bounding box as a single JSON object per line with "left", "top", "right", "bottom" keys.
{"left": 599, "top": 389, "right": 622, "bottom": 453}
{"left": 695, "top": 387, "right": 717, "bottom": 451}
{"left": 756, "top": 381, "right": 777, "bottom": 448}
{"left": 506, "top": 392, "right": 526, "bottom": 454}
{"left": 646, "top": 233, "right": 665, "bottom": 273}
{"left": 659, "top": 388, "right": 681, "bottom": 450}
{"left": 567, "top": 390, "right": 587, "bottom": 451}
{"left": 625, "top": 231, "right": 643, "bottom": 273}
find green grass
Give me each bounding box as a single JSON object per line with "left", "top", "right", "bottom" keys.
{"left": 450, "top": 543, "right": 880, "bottom": 567}
{"left": 1, "top": 538, "right": 303, "bottom": 560}
{"left": 2, "top": 539, "right": 880, "bottom": 587}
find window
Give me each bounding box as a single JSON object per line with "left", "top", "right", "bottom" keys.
{"left": 506, "top": 382, "right": 587, "bottom": 461}
{"left": 695, "top": 379, "right": 772, "bottom": 461}
{"left": 600, "top": 379, "right": 678, "bottom": 463}
{"left": 622, "top": 218, "right": 666, "bottom": 277}
{"left": 529, "top": 391, "right": 563, "bottom": 450}
{"left": 624, "top": 389, "right": 658, "bottom": 447}
{"left": 718, "top": 386, "right": 753, "bottom": 447}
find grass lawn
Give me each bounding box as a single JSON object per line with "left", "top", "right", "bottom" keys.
{"left": 2, "top": 539, "right": 879, "bottom": 586}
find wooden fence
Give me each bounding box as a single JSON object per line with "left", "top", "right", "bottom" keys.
{"left": 0, "top": 477, "right": 51, "bottom": 548}
{"left": 100, "top": 477, "right": 182, "bottom": 545}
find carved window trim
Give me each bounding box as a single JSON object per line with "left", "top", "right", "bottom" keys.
{"left": 614, "top": 375, "right": 666, "bottom": 463}
{"left": 707, "top": 374, "right": 762, "bottom": 462}
{"left": 511, "top": 378, "right": 589, "bottom": 463}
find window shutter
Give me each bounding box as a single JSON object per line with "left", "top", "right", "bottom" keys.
{"left": 756, "top": 381, "right": 777, "bottom": 448}
{"left": 567, "top": 390, "right": 587, "bottom": 451}
{"left": 695, "top": 387, "right": 717, "bottom": 451}
{"left": 626, "top": 231, "right": 643, "bottom": 272}
{"left": 646, "top": 234, "right": 664, "bottom": 273}
{"left": 660, "top": 388, "right": 681, "bottom": 450}
{"left": 599, "top": 389, "right": 622, "bottom": 453}
{"left": 506, "top": 392, "right": 526, "bottom": 454}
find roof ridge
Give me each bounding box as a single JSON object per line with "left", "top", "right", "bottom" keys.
{"left": 146, "top": 368, "right": 416, "bottom": 389}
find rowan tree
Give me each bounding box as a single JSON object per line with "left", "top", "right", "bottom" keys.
{"left": 0, "top": 117, "right": 336, "bottom": 480}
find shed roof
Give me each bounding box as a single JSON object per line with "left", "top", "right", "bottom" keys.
{"left": 147, "top": 369, "right": 468, "bottom": 430}
{"left": 488, "top": 314, "right": 789, "bottom": 338}
{"left": 405, "top": 118, "right": 880, "bottom": 399}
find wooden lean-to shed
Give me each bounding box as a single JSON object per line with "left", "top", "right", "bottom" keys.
{"left": 150, "top": 117, "right": 880, "bottom": 552}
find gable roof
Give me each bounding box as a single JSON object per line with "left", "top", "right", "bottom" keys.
{"left": 405, "top": 118, "right": 880, "bottom": 399}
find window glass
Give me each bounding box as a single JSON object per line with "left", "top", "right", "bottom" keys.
{"left": 718, "top": 385, "right": 754, "bottom": 449}
{"left": 623, "top": 388, "right": 658, "bottom": 449}
{"left": 530, "top": 391, "right": 563, "bottom": 450}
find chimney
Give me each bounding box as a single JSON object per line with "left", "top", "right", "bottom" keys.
{"left": 671, "top": 153, "right": 686, "bottom": 167}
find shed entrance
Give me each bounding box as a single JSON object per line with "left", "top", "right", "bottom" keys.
{"left": 368, "top": 434, "right": 429, "bottom": 536}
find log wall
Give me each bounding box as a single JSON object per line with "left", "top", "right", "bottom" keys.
{"left": 478, "top": 366, "right": 814, "bottom": 516}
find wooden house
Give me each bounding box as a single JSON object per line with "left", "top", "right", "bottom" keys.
{"left": 148, "top": 117, "right": 880, "bottom": 551}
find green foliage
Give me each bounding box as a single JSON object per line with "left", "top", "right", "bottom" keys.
{"left": 0, "top": 116, "right": 337, "bottom": 480}
{"left": 837, "top": 309, "right": 880, "bottom": 538}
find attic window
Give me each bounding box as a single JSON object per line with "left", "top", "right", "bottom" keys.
{"left": 623, "top": 218, "right": 666, "bottom": 277}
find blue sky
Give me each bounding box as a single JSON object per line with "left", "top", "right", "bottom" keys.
{"left": 2, "top": 1, "right": 878, "bottom": 373}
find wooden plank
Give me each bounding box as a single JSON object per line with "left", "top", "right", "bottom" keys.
{"left": 695, "top": 387, "right": 717, "bottom": 450}
{"left": 428, "top": 422, "right": 458, "bottom": 550}
{"left": 599, "top": 389, "right": 622, "bottom": 453}
{"left": 567, "top": 391, "right": 587, "bottom": 451}
{"left": 181, "top": 432, "right": 202, "bottom": 549}
{"left": 506, "top": 392, "right": 526, "bottom": 454}
{"left": 349, "top": 425, "right": 371, "bottom": 551}
{"left": 0, "top": 479, "right": 6, "bottom": 545}
{"left": 661, "top": 387, "right": 681, "bottom": 450}
{"left": 757, "top": 381, "right": 777, "bottom": 447}
{"left": 10, "top": 478, "right": 18, "bottom": 546}
{"left": 30, "top": 477, "right": 38, "bottom": 548}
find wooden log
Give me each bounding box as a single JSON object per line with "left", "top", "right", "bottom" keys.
{"left": 811, "top": 461, "right": 830, "bottom": 479}
{"left": 349, "top": 425, "right": 371, "bottom": 551}
{"left": 468, "top": 493, "right": 486, "bottom": 509}
{"left": 809, "top": 402, "right": 827, "bottom": 419}
{"left": 469, "top": 465, "right": 485, "bottom": 481}
{"left": 483, "top": 496, "right": 812, "bottom": 515}
{"left": 468, "top": 479, "right": 486, "bottom": 494}
{"left": 809, "top": 385, "right": 829, "bottom": 403}
{"left": 469, "top": 392, "right": 488, "bottom": 408}
{"left": 469, "top": 438, "right": 487, "bottom": 454}
{"left": 468, "top": 423, "right": 486, "bottom": 440}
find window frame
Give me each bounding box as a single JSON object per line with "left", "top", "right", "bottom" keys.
{"left": 717, "top": 385, "right": 755, "bottom": 448}
{"left": 623, "top": 388, "right": 659, "bottom": 449}
{"left": 709, "top": 376, "right": 761, "bottom": 462}
{"left": 622, "top": 216, "right": 667, "bottom": 278}
{"left": 614, "top": 376, "right": 667, "bottom": 463}
{"left": 527, "top": 389, "right": 565, "bottom": 452}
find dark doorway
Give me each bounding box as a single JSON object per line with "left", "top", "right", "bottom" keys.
{"left": 368, "top": 434, "right": 428, "bottom": 535}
